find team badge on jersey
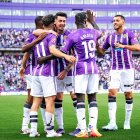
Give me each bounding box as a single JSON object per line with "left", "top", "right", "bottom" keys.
{"left": 123, "top": 34, "right": 127, "bottom": 38}
{"left": 51, "top": 38, "right": 56, "bottom": 43}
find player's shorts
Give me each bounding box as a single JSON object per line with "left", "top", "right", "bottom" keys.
{"left": 108, "top": 69, "right": 134, "bottom": 92}
{"left": 74, "top": 74, "right": 99, "bottom": 94}
{"left": 31, "top": 76, "right": 56, "bottom": 97}
{"left": 25, "top": 74, "right": 32, "bottom": 90}
{"left": 56, "top": 76, "right": 74, "bottom": 93}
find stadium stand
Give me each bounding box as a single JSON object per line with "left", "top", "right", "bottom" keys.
{"left": 0, "top": 0, "right": 140, "bottom": 91}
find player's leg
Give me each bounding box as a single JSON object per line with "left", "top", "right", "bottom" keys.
{"left": 21, "top": 75, "right": 33, "bottom": 134}
{"left": 87, "top": 74, "right": 102, "bottom": 137}
{"left": 102, "top": 70, "right": 120, "bottom": 131}
{"left": 55, "top": 78, "right": 65, "bottom": 134}
{"left": 121, "top": 69, "right": 134, "bottom": 130}
{"left": 73, "top": 75, "right": 88, "bottom": 138}
{"left": 30, "top": 97, "right": 42, "bottom": 137}
{"left": 41, "top": 76, "right": 62, "bottom": 137}
{"left": 29, "top": 76, "right": 42, "bottom": 137}
{"left": 40, "top": 97, "right": 47, "bottom": 133}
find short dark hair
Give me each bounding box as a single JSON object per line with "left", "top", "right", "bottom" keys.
{"left": 35, "top": 16, "right": 43, "bottom": 26}
{"left": 114, "top": 15, "right": 125, "bottom": 21}
{"left": 42, "top": 14, "right": 55, "bottom": 27}
{"left": 75, "top": 12, "right": 87, "bottom": 24}
{"left": 54, "top": 12, "right": 67, "bottom": 19}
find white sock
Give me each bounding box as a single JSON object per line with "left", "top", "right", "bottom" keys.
{"left": 55, "top": 107, "right": 64, "bottom": 129}
{"left": 30, "top": 111, "right": 38, "bottom": 133}
{"left": 45, "top": 111, "right": 54, "bottom": 132}
{"left": 88, "top": 101, "right": 98, "bottom": 128}
{"left": 77, "top": 102, "right": 86, "bottom": 131}
{"left": 108, "top": 102, "right": 117, "bottom": 125}
{"left": 22, "top": 103, "right": 31, "bottom": 130}
{"left": 125, "top": 99, "right": 133, "bottom": 123}
{"left": 40, "top": 106, "right": 47, "bottom": 131}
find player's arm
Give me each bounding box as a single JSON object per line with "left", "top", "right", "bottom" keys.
{"left": 114, "top": 43, "right": 140, "bottom": 51}
{"left": 22, "top": 32, "right": 47, "bottom": 53}
{"left": 37, "top": 55, "right": 56, "bottom": 65}
{"left": 19, "top": 52, "right": 30, "bottom": 79}
{"left": 33, "top": 29, "right": 58, "bottom": 36}
{"left": 57, "top": 62, "right": 74, "bottom": 80}
{"left": 49, "top": 45, "right": 76, "bottom": 63}
{"left": 86, "top": 9, "right": 99, "bottom": 30}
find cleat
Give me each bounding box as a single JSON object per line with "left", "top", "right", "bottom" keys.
{"left": 29, "top": 132, "right": 40, "bottom": 137}
{"left": 102, "top": 123, "right": 118, "bottom": 131}
{"left": 124, "top": 121, "right": 130, "bottom": 130}
{"left": 46, "top": 130, "right": 62, "bottom": 137}
{"left": 75, "top": 130, "right": 88, "bottom": 138}
{"left": 20, "top": 128, "right": 30, "bottom": 134}
{"left": 90, "top": 128, "right": 102, "bottom": 137}
{"left": 69, "top": 128, "right": 81, "bottom": 136}
{"left": 56, "top": 128, "right": 65, "bottom": 135}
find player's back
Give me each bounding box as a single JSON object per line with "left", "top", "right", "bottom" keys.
{"left": 68, "top": 28, "right": 100, "bottom": 75}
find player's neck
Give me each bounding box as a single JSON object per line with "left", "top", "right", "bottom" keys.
{"left": 44, "top": 27, "right": 52, "bottom": 30}
{"left": 77, "top": 24, "right": 85, "bottom": 29}
{"left": 116, "top": 27, "right": 124, "bottom": 34}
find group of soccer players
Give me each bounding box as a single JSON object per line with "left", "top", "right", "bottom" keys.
{"left": 19, "top": 9, "right": 140, "bottom": 138}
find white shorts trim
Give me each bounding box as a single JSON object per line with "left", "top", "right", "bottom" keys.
{"left": 31, "top": 76, "right": 56, "bottom": 97}
{"left": 74, "top": 74, "right": 99, "bottom": 94}
{"left": 56, "top": 76, "right": 74, "bottom": 93}
{"left": 25, "top": 74, "right": 32, "bottom": 89}
{"left": 109, "top": 69, "right": 134, "bottom": 92}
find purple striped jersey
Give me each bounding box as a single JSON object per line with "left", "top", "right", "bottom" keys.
{"left": 103, "top": 29, "right": 139, "bottom": 70}
{"left": 61, "top": 28, "right": 101, "bottom": 75}
{"left": 24, "top": 33, "right": 36, "bottom": 75}
{"left": 55, "top": 30, "right": 73, "bottom": 76}
{"left": 32, "top": 33, "right": 57, "bottom": 76}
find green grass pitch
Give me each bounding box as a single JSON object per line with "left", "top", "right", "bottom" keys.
{"left": 0, "top": 93, "right": 140, "bottom": 140}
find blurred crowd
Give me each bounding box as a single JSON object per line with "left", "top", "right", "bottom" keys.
{"left": 0, "top": 29, "right": 32, "bottom": 48}
{"left": 0, "top": 29, "right": 140, "bottom": 48}
{"left": 0, "top": 28, "right": 140, "bottom": 91}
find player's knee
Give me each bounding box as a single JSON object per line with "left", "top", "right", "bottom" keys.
{"left": 76, "top": 93, "right": 85, "bottom": 103}
{"left": 125, "top": 92, "right": 133, "bottom": 99}
{"left": 108, "top": 89, "right": 117, "bottom": 97}
{"left": 87, "top": 93, "right": 97, "bottom": 103}
{"left": 70, "top": 92, "right": 77, "bottom": 99}
{"left": 56, "top": 92, "right": 63, "bottom": 100}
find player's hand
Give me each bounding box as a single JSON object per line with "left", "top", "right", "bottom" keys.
{"left": 57, "top": 70, "right": 68, "bottom": 80}
{"left": 64, "top": 55, "right": 76, "bottom": 63}
{"left": 86, "top": 9, "right": 96, "bottom": 23}
{"left": 36, "top": 32, "right": 47, "bottom": 42}
{"left": 19, "top": 67, "right": 25, "bottom": 79}
{"left": 37, "top": 57, "right": 45, "bottom": 65}
{"left": 114, "top": 42, "right": 124, "bottom": 48}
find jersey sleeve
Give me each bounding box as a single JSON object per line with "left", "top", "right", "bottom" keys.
{"left": 60, "top": 34, "right": 73, "bottom": 53}
{"left": 102, "top": 35, "right": 110, "bottom": 50}
{"left": 48, "top": 34, "right": 57, "bottom": 47}
{"left": 129, "top": 31, "right": 139, "bottom": 45}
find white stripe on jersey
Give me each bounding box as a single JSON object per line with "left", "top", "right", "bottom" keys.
{"left": 84, "top": 62, "right": 88, "bottom": 74}
{"left": 110, "top": 35, "right": 113, "bottom": 70}
{"left": 120, "top": 34, "right": 125, "bottom": 69}
{"left": 36, "top": 44, "right": 41, "bottom": 58}
{"left": 30, "top": 53, "right": 32, "bottom": 75}
{"left": 40, "top": 42, "right": 46, "bottom": 56}
{"left": 39, "top": 64, "right": 44, "bottom": 76}
{"left": 126, "top": 33, "right": 132, "bottom": 68}
{"left": 91, "top": 61, "right": 94, "bottom": 73}
{"left": 74, "top": 48, "right": 78, "bottom": 75}
{"left": 51, "top": 60, "right": 54, "bottom": 76}
{"left": 114, "top": 35, "right": 118, "bottom": 70}
{"left": 33, "top": 65, "right": 39, "bottom": 76}
{"left": 62, "top": 58, "right": 66, "bottom": 69}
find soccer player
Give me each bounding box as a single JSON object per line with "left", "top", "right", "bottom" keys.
{"left": 35, "top": 12, "right": 78, "bottom": 135}
{"left": 96, "top": 15, "right": 140, "bottom": 130}
{"left": 60, "top": 12, "right": 102, "bottom": 138}
{"left": 29, "top": 14, "right": 75, "bottom": 137}
{"left": 19, "top": 16, "right": 44, "bottom": 134}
